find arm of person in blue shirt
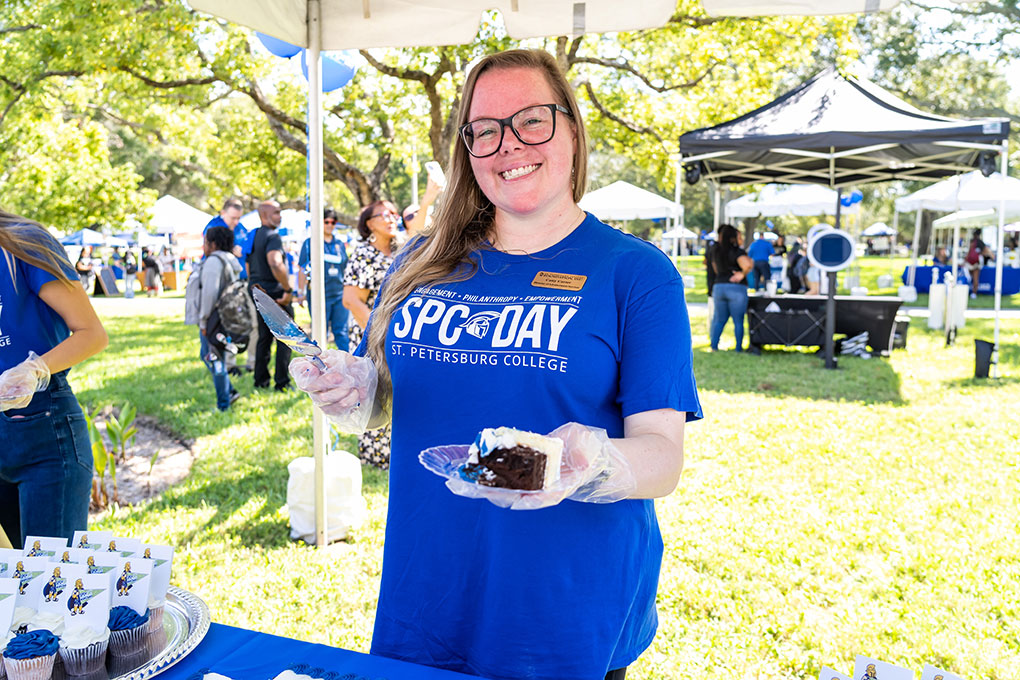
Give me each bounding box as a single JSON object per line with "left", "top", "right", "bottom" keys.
{"left": 37, "top": 279, "right": 108, "bottom": 373}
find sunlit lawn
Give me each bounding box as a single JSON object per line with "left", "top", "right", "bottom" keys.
{"left": 74, "top": 294, "right": 1020, "bottom": 680}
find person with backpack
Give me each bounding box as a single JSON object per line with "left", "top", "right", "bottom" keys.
{"left": 787, "top": 241, "right": 808, "bottom": 293}
{"left": 189, "top": 226, "right": 242, "bottom": 411}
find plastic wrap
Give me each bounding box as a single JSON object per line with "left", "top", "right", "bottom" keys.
{"left": 418, "top": 422, "right": 637, "bottom": 510}
{"left": 0, "top": 352, "right": 51, "bottom": 412}
{"left": 289, "top": 349, "right": 378, "bottom": 433}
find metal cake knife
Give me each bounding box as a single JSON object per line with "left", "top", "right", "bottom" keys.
{"left": 251, "top": 286, "right": 327, "bottom": 370}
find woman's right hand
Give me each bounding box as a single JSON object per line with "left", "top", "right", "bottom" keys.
{"left": 289, "top": 349, "right": 378, "bottom": 433}
{"left": 0, "top": 352, "right": 51, "bottom": 412}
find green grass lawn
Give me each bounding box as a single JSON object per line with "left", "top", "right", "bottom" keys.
{"left": 74, "top": 295, "right": 1020, "bottom": 680}
{"left": 676, "top": 254, "right": 1020, "bottom": 310}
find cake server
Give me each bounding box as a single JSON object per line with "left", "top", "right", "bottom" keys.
{"left": 251, "top": 286, "right": 326, "bottom": 370}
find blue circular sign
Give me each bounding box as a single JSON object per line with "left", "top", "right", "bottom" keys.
{"left": 807, "top": 229, "right": 855, "bottom": 272}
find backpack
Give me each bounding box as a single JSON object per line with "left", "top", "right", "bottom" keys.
{"left": 792, "top": 253, "right": 810, "bottom": 278}
{"left": 965, "top": 241, "right": 982, "bottom": 265}
{"left": 184, "top": 252, "right": 255, "bottom": 338}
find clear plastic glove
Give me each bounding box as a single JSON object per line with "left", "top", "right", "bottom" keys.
{"left": 289, "top": 349, "right": 378, "bottom": 434}
{"left": 0, "top": 352, "right": 51, "bottom": 412}
{"left": 436, "top": 422, "right": 637, "bottom": 510}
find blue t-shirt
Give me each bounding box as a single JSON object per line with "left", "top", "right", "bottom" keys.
{"left": 204, "top": 215, "right": 250, "bottom": 279}
{"left": 0, "top": 228, "right": 78, "bottom": 373}
{"left": 298, "top": 236, "right": 348, "bottom": 300}
{"left": 363, "top": 214, "right": 702, "bottom": 680}
{"left": 747, "top": 238, "right": 775, "bottom": 262}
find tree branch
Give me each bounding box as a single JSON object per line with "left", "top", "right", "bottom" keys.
{"left": 116, "top": 65, "right": 217, "bottom": 89}
{"left": 357, "top": 50, "right": 430, "bottom": 83}
{"left": 570, "top": 56, "right": 716, "bottom": 93}
{"left": 0, "top": 24, "right": 40, "bottom": 36}
{"left": 580, "top": 81, "right": 663, "bottom": 144}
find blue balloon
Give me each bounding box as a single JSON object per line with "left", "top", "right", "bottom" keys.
{"left": 851, "top": 189, "right": 864, "bottom": 204}
{"left": 256, "top": 32, "right": 302, "bottom": 59}
{"left": 301, "top": 51, "right": 355, "bottom": 92}
{"left": 765, "top": 220, "right": 774, "bottom": 229}
{"left": 840, "top": 194, "right": 853, "bottom": 207}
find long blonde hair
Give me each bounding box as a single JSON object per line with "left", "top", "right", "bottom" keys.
{"left": 365, "top": 49, "right": 589, "bottom": 415}
{"left": 0, "top": 209, "right": 76, "bottom": 290}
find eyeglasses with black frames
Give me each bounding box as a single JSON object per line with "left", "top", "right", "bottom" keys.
{"left": 459, "top": 104, "right": 572, "bottom": 159}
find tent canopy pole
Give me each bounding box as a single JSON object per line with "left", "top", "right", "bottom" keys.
{"left": 993, "top": 140, "right": 1008, "bottom": 378}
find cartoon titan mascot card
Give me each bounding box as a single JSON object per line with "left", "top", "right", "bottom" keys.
{"left": 109, "top": 556, "right": 152, "bottom": 616}
{"left": 0, "top": 548, "right": 22, "bottom": 576}
{"left": 71, "top": 530, "right": 114, "bottom": 552}
{"left": 22, "top": 536, "right": 68, "bottom": 559}
{"left": 12, "top": 556, "right": 50, "bottom": 608}
{"left": 819, "top": 666, "right": 852, "bottom": 680}
{"left": 109, "top": 536, "right": 143, "bottom": 557}
{"left": 141, "top": 544, "right": 174, "bottom": 601}
{"left": 0, "top": 577, "right": 18, "bottom": 635}
{"left": 61, "top": 573, "right": 111, "bottom": 634}
{"left": 36, "top": 563, "right": 88, "bottom": 618}
{"left": 853, "top": 656, "right": 914, "bottom": 680}
{"left": 49, "top": 548, "right": 89, "bottom": 565}
{"left": 919, "top": 665, "right": 965, "bottom": 680}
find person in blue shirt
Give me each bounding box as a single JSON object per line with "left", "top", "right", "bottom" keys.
{"left": 298, "top": 208, "right": 349, "bottom": 349}
{"left": 290, "top": 49, "right": 701, "bottom": 680}
{"left": 203, "top": 198, "right": 247, "bottom": 270}
{"left": 746, "top": 233, "right": 775, "bottom": 291}
{"left": 0, "top": 208, "right": 108, "bottom": 549}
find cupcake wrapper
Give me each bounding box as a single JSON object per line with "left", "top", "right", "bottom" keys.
{"left": 108, "top": 625, "right": 146, "bottom": 656}
{"left": 59, "top": 639, "right": 109, "bottom": 675}
{"left": 2, "top": 653, "right": 56, "bottom": 680}
{"left": 145, "top": 605, "right": 165, "bottom": 634}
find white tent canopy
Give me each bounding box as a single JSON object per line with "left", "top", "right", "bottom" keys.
{"left": 579, "top": 181, "right": 682, "bottom": 221}
{"left": 726, "top": 184, "right": 859, "bottom": 218}
{"left": 149, "top": 195, "right": 214, "bottom": 235}
{"left": 895, "top": 171, "right": 1020, "bottom": 214}
{"left": 862, "top": 222, "right": 895, "bottom": 237}
{"left": 702, "top": 0, "right": 973, "bottom": 16}
{"left": 662, "top": 226, "right": 699, "bottom": 239}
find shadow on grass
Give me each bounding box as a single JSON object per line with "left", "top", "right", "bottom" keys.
{"left": 692, "top": 346, "right": 905, "bottom": 404}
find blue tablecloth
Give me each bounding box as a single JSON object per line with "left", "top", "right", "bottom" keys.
{"left": 902, "top": 265, "right": 1020, "bottom": 295}
{"left": 164, "top": 623, "right": 485, "bottom": 680}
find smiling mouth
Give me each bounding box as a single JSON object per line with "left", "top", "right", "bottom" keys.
{"left": 500, "top": 164, "right": 540, "bottom": 180}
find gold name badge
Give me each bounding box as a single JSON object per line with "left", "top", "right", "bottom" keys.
{"left": 531, "top": 271, "right": 587, "bottom": 291}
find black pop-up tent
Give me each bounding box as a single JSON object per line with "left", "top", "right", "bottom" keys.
{"left": 679, "top": 67, "right": 1011, "bottom": 371}
{"left": 678, "top": 67, "right": 1009, "bottom": 189}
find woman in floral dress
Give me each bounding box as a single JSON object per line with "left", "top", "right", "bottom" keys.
{"left": 342, "top": 200, "right": 399, "bottom": 468}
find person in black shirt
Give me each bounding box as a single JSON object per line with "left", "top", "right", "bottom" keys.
{"left": 247, "top": 200, "right": 294, "bottom": 391}
{"left": 709, "top": 224, "right": 752, "bottom": 352}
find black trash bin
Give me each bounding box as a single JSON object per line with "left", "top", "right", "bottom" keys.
{"left": 974, "top": 339, "right": 994, "bottom": 378}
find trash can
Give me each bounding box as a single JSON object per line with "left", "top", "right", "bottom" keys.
{"left": 974, "top": 339, "right": 994, "bottom": 379}
{"left": 892, "top": 314, "right": 910, "bottom": 350}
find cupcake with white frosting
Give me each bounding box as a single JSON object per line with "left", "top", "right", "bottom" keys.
{"left": 146, "top": 594, "right": 165, "bottom": 634}
{"left": 58, "top": 624, "right": 110, "bottom": 675}
{"left": 6, "top": 609, "right": 34, "bottom": 638}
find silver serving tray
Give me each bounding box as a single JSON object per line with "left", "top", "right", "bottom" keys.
{"left": 55, "top": 586, "right": 211, "bottom": 680}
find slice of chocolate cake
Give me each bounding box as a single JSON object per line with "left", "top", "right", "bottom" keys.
{"left": 458, "top": 427, "right": 563, "bottom": 491}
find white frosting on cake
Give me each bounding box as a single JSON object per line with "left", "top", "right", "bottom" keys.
{"left": 60, "top": 623, "right": 110, "bottom": 649}
{"left": 9, "top": 606, "right": 36, "bottom": 633}
{"left": 28, "top": 610, "right": 65, "bottom": 636}
{"left": 148, "top": 595, "right": 165, "bottom": 609}
{"left": 271, "top": 671, "right": 316, "bottom": 680}
{"left": 468, "top": 427, "right": 563, "bottom": 488}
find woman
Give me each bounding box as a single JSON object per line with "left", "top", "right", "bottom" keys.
{"left": 709, "top": 224, "right": 752, "bottom": 352}
{"left": 196, "top": 226, "right": 241, "bottom": 411}
{"left": 75, "top": 245, "right": 95, "bottom": 292}
{"left": 342, "top": 200, "right": 398, "bottom": 468}
{"left": 293, "top": 50, "right": 701, "bottom": 680}
{"left": 0, "top": 209, "right": 108, "bottom": 548}
{"left": 141, "top": 247, "right": 161, "bottom": 296}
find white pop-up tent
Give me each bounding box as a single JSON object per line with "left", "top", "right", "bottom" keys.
{"left": 579, "top": 180, "right": 682, "bottom": 221}
{"left": 862, "top": 222, "right": 895, "bottom": 237}
{"left": 149, "top": 195, "right": 214, "bottom": 235}
{"left": 725, "top": 183, "right": 859, "bottom": 218}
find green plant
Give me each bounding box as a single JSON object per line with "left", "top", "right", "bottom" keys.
{"left": 84, "top": 405, "right": 113, "bottom": 509}
{"left": 106, "top": 401, "right": 138, "bottom": 462}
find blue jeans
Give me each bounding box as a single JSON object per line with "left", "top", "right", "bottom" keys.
{"left": 752, "top": 260, "right": 771, "bottom": 291}
{"left": 200, "top": 331, "right": 234, "bottom": 410}
{"left": 710, "top": 283, "right": 748, "bottom": 351}
{"left": 306, "top": 291, "right": 349, "bottom": 350}
{"left": 0, "top": 371, "right": 93, "bottom": 549}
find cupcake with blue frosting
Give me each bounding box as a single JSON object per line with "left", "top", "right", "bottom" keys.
{"left": 107, "top": 606, "right": 149, "bottom": 656}
{"left": 1, "top": 630, "right": 59, "bottom": 680}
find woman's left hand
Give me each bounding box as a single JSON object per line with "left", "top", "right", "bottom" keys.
{"left": 0, "top": 352, "right": 51, "bottom": 411}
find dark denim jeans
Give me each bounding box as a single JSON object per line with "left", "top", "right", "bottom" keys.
{"left": 710, "top": 282, "right": 748, "bottom": 351}
{"left": 0, "top": 371, "right": 92, "bottom": 549}
{"left": 306, "top": 291, "right": 349, "bottom": 350}
{"left": 200, "top": 331, "right": 235, "bottom": 410}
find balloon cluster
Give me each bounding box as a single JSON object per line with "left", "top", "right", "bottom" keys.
{"left": 840, "top": 189, "right": 864, "bottom": 207}
{"left": 256, "top": 32, "right": 356, "bottom": 92}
